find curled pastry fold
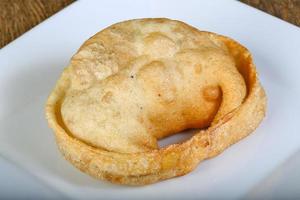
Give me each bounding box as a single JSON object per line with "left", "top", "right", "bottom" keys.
{"left": 45, "top": 18, "right": 266, "bottom": 185}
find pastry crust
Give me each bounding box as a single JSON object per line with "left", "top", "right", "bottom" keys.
{"left": 45, "top": 18, "right": 266, "bottom": 185}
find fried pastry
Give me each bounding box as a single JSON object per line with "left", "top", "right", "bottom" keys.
{"left": 45, "top": 18, "right": 266, "bottom": 185}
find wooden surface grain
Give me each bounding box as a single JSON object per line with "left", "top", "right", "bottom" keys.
{"left": 0, "top": 0, "right": 74, "bottom": 48}
{"left": 240, "top": 0, "right": 300, "bottom": 26}
{"left": 0, "top": 0, "right": 300, "bottom": 48}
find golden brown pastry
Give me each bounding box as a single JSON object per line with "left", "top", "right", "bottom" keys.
{"left": 45, "top": 18, "right": 266, "bottom": 185}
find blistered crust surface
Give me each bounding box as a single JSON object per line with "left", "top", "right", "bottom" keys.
{"left": 45, "top": 18, "right": 266, "bottom": 185}
{"left": 61, "top": 19, "right": 246, "bottom": 153}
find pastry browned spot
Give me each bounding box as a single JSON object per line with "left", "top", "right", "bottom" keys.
{"left": 194, "top": 64, "right": 202, "bottom": 74}
{"left": 101, "top": 91, "right": 113, "bottom": 103}
{"left": 203, "top": 86, "right": 221, "bottom": 101}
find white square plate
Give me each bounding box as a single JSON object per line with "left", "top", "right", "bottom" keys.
{"left": 1, "top": 0, "right": 300, "bottom": 199}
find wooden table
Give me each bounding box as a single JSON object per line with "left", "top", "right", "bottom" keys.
{"left": 1, "top": 0, "right": 300, "bottom": 48}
